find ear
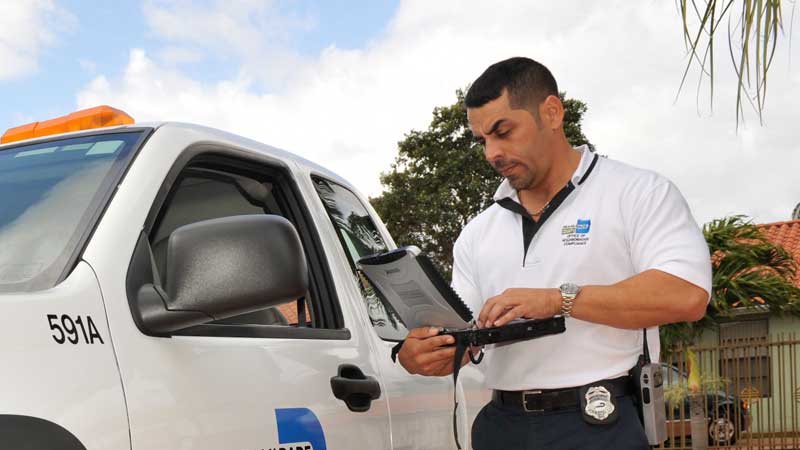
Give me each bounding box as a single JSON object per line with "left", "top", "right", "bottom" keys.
{"left": 538, "top": 95, "right": 564, "bottom": 130}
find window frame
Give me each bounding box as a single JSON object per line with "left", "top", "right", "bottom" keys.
{"left": 128, "top": 144, "right": 350, "bottom": 340}
{"left": 310, "top": 174, "right": 408, "bottom": 342}
{"left": 718, "top": 318, "right": 772, "bottom": 398}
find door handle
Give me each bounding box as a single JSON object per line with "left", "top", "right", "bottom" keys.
{"left": 330, "top": 364, "right": 381, "bottom": 412}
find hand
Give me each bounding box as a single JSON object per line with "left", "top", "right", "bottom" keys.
{"left": 397, "top": 327, "right": 469, "bottom": 376}
{"left": 477, "top": 288, "right": 561, "bottom": 328}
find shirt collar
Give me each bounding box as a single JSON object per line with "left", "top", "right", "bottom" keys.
{"left": 492, "top": 144, "right": 598, "bottom": 202}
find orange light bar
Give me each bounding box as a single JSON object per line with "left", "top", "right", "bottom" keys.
{"left": 1, "top": 105, "right": 135, "bottom": 144}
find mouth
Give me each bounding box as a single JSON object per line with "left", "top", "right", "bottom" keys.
{"left": 498, "top": 163, "right": 518, "bottom": 177}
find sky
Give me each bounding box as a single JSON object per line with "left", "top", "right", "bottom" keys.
{"left": 2, "top": 0, "right": 799, "bottom": 227}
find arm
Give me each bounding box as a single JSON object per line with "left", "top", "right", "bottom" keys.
{"left": 480, "top": 178, "right": 712, "bottom": 330}
{"left": 573, "top": 269, "right": 708, "bottom": 327}
{"left": 478, "top": 269, "right": 708, "bottom": 329}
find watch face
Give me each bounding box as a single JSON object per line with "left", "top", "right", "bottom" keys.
{"left": 560, "top": 283, "right": 580, "bottom": 296}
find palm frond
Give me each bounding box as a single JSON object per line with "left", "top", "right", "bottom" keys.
{"left": 662, "top": 215, "right": 800, "bottom": 352}
{"left": 677, "top": 0, "right": 787, "bottom": 130}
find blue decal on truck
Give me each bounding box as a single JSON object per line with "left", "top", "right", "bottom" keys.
{"left": 274, "top": 408, "right": 327, "bottom": 450}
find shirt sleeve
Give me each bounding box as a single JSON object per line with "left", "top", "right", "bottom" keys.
{"left": 623, "top": 178, "right": 712, "bottom": 299}
{"left": 451, "top": 230, "right": 484, "bottom": 318}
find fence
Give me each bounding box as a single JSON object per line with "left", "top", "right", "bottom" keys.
{"left": 657, "top": 333, "right": 800, "bottom": 449}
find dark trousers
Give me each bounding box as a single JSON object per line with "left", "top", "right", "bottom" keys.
{"left": 471, "top": 394, "right": 650, "bottom": 450}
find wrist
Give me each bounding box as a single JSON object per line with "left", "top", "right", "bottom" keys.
{"left": 550, "top": 288, "right": 562, "bottom": 316}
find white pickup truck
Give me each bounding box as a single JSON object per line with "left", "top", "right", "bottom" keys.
{"left": 0, "top": 106, "right": 489, "bottom": 450}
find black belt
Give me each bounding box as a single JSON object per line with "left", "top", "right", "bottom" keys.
{"left": 492, "top": 375, "right": 634, "bottom": 413}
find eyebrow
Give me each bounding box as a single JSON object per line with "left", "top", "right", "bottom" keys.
{"left": 472, "top": 119, "right": 507, "bottom": 142}
{"left": 486, "top": 119, "right": 506, "bottom": 136}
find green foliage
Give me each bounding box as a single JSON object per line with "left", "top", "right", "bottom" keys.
{"left": 661, "top": 215, "right": 800, "bottom": 353}
{"left": 370, "top": 89, "right": 591, "bottom": 276}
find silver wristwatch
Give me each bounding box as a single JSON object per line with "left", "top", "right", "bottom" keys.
{"left": 558, "top": 283, "right": 581, "bottom": 318}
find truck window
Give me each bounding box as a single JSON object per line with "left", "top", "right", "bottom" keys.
{"left": 150, "top": 167, "right": 314, "bottom": 327}
{"left": 313, "top": 177, "right": 408, "bottom": 341}
{"left": 0, "top": 132, "right": 145, "bottom": 293}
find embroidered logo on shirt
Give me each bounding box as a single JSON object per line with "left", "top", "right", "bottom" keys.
{"left": 562, "top": 219, "right": 591, "bottom": 246}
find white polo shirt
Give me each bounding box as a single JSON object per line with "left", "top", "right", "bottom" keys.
{"left": 451, "top": 145, "right": 712, "bottom": 390}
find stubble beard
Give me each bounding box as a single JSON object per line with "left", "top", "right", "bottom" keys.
{"left": 493, "top": 158, "right": 536, "bottom": 191}
{"left": 506, "top": 168, "right": 536, "bottom": 191}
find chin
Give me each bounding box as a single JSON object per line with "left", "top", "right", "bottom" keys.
{"left": 508, "top": 175, "right": 536, "bottom": 191}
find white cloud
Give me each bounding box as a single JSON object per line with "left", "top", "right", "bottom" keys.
{"left": 157, "top": 46, "right": 205, "bottom": 66}
{"left": 76, "top": 0, "right": 800, "bottom": 225}
{"left": 0, "top": 0, "right": 75, "bottom": 80}
{"left": 143, "top": 0, "right": 315, "bottom": 86}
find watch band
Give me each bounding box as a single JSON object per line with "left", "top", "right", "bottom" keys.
{"left": 559, "top": 283, "right": 580, "bottom": 318}
{"left": 560, "top": 294, "right": 576, "bottom": 318}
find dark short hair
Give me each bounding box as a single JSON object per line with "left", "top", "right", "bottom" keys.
{"left": 465, "top": 57, "right": 558, "bottom": 114}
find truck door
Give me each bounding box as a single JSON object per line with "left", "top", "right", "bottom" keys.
{"left": 309, "top": 176, "right": 490, "bottom": 450}
{"left": 84, "top": 141, "right": 392, "bottom": 450}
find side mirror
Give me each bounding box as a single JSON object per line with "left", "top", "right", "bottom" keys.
{"left": 131, "top": 215, "right": 308, "bottom": 334}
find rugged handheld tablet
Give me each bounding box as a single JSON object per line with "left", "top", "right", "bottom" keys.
{"left": 439, "top": 316, "right": 566, "bottom": 347}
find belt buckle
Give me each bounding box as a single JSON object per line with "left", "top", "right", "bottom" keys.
{"left": 522, "top": 390, "right": 544, "bottom": 412}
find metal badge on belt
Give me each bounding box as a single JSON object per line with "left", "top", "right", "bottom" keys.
{"left": 579, "top": 381, "right": 620, "bottom": 425}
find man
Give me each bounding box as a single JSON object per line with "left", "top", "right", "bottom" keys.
{"left": 397, "top": 57, "right": 711, "bottom": 449}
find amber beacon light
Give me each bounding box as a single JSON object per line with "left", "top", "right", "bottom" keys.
{"left": 1, "top": 105, "right": 135, "bottom": 144}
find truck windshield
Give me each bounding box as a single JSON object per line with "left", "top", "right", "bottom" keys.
{"left": 0, "top": 131, "right": 145, "bottom": 292}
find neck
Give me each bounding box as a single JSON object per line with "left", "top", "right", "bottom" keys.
{"left": 518, "top": 142, "right": 581, "bottom": 209}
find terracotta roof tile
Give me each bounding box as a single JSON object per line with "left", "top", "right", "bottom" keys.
{"left": 276, "top": 301, "right": 310, "bottom": 325}
{"left": 758, "top": 219, "right": 800, "bottom": 286}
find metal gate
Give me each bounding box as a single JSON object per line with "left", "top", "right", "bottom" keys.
{"left": 658, "top": 333, "right": 800, "bottom": 449}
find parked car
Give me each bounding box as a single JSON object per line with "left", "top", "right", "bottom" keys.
{"left": 0, "top": 106, "right": 490, "bottom": 450}
{"left": 661, "top": 363, "right": 749, "bottom": 446}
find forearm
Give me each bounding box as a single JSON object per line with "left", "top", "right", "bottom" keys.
{"left": 570, "top": 269, "right": 708, "bottom": 329}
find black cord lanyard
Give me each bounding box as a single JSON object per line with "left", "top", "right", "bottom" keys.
{"left": 390, "top": 337, "right": 483, "bottom": 450}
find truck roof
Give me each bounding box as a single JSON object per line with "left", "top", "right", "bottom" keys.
{"left": 0, "top": 121, "right": 356, "bottom": 191}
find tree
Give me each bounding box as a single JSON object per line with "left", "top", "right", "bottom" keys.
{"left": 370, "top": 89, "right": 591, "bottom": 276}
{"left": 677, "top": 0, "right": 793, "bottom": 128}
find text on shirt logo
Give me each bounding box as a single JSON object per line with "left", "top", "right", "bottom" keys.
{"left": 561, "top": 219, "right": 591, "bottom": 246}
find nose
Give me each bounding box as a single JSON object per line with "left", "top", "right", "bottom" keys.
{"left": 483, "top": 139, "right": 505, "bottom": 165}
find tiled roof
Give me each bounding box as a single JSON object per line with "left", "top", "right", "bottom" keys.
{"left": 758, "top": 219, "right": 800, "bottom": 286}
{"left": 276, "top": 302, "right": 311, "bottom": 325}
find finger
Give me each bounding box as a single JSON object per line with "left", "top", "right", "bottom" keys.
{"left": 430, "top": 334, "right": 456, "bottom": 348}
{"left": 398, "top": 342, "right": 449, "bottom": 375}
{"left": 492, "top": 305, "right": 525, "bottom": 327}
{"left": 412, "top": 334, "right": 455, "bottom": 352}
{"left": 406, "top": 327, "right": 442, "bottom": 339}
{"left": 402, "top": 334, "right": 455, "bottom": 365}
{"left": 415, "top": 346, "right": 457, "bottom": 366}
{"left": 400, "top": 334, "right": 455, "bottom": 357}
{"left": 478, "top": 296, "right": 502, "bottom": 325}
{"left": 485, "top": 302, "right": 513, "bottom": 327}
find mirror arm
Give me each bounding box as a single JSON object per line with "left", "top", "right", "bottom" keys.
{"left": 135, "top": 284, "right": 213, "bottom": 335}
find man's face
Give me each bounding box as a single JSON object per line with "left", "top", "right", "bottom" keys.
{"left": 467, "top": 90, "right": 553, "bottom": 191}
